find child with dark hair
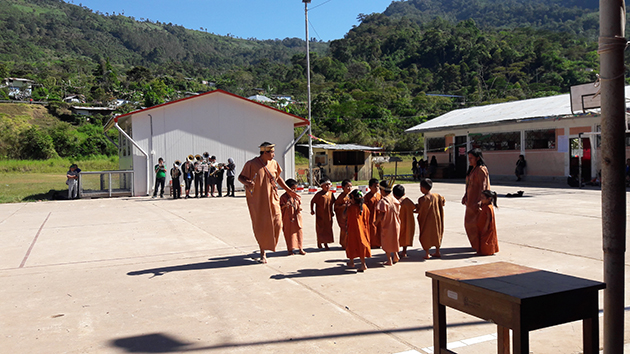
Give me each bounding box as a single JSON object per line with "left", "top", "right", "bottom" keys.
{"left": 345, "top": 189, "right": 371, "bottom": 272}
{"left": 153, "top": 157, "right": 167, "bottom": 198}
{"left": 280, "top": 178, "right": 305, "bottom": 256}
{"left": 393, "top": 184, "right": 416, "bottom": 258}
{"left": 416, "top": 178, "right": 445, "bottom": 259}
{"left": 375, "top": 180, "right": 400, "bottom": 266}
{"left": 310, "top": 178, "right": 335, "bottom": 250}
{"left": 334, "top": 179, "right": 353, "bottom": 249}
{"left": 477, "top": 190, "right": 499, "bottom": 256}
{"left": 364, "top": 178, "right": 382, "bottom": 248}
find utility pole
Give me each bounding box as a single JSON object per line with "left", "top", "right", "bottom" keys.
{"left": 599, "top": 0, "right": 627, "bottom": 352}
{"left": 303, "top": 0, "right": 313, "bottom": 187}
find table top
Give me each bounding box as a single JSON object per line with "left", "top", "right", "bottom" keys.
{"left": 426, "top": 262, "right": 605, "bottom": 301}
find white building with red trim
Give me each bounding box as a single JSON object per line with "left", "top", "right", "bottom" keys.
{"left": 104, "top": 89, "right": 309, "bottom": 196}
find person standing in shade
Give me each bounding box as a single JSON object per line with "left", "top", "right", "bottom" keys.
{"left": 461, "top": 148, "right": 490, "bottom": 251}
{"left": 225, "top": 158, "right": 236, "bottom": 197}
{"left": 170, "top": 160, "right": 182, "bottom": 199}
{"left": 66, "top": 164, "right": 80, "bottom": 200}
{"left": 181, "top": 158, "right": 194, "bottom": 199}
{"left": 515, "top": 154, "right": 527, "bottom": 181}
{"left": 152, "top": 157, "right": 166, "bottom": 198}
{"left": 238, "top": 142, "right": 300, "bottom": 264}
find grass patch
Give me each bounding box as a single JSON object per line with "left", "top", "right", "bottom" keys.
{"left": 0, "top": 156, "right": 119, "bottom": 203}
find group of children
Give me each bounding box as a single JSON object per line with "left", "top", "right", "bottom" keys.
{"left": 278, "top": 177, "right": 499, "bottom": 272}
{"left": 152, "top": 154, "right": 237, "bottom": 199}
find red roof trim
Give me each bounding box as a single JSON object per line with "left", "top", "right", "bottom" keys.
{"left": 115, "top": 89, "right": 309, "bottom": 127}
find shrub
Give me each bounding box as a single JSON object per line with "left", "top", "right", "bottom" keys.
{"left": 19, "top": 126, "right": 59, "bottom": 160}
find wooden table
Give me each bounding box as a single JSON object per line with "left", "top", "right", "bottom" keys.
{"left": 426, "top": 262, "right": 605, "bottom": 354}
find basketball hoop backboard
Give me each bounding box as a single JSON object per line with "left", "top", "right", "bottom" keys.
{"left": 570, "top": 82, "right": 601, "bottom": 114}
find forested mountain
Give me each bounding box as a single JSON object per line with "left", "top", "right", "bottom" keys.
{"left": 384, "top": 0, "right": 602, "bottom": 38}
{"left": 0, "top": 0, "right": 621, "bottom": 157}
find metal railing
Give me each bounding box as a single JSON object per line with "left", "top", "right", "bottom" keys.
{"left": 78, "top": 170, "right": 134, "bottom": 198}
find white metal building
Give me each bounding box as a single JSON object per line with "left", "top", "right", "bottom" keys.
{"left": 104, "top": 89, "right": 309, "bottom": 196}
{"left": 406, "top": 87, "right": 630, "bottom": 182}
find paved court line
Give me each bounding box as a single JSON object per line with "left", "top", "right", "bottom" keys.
{"left": 0, "top": 203, "right": 25, "bottom": 225}
{"left": 19, "top": 212, "right": 51, "bottom": 268}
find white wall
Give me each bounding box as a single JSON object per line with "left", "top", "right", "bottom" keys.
{"left": 127, "top": 92, "right": 297, "bottom": 195}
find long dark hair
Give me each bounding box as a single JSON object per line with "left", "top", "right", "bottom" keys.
{"left": 481, "top": 190, "right": 498, "bottom": 208}
{"left": 466, "top": 148, "right": 487, "bottom": 176}
{"left": 350, "top": 189, "right": 365, "bottom": 215}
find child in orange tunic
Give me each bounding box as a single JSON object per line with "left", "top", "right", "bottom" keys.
{"left": 310, "top": 178, "right": 336, "bottom": 250}
{"left": 345, "top": 189, "right": 372, "bottom": 272}
{"left": 477, "top": 190, "right": 499, "bottom": 256}
{"left": 416, "top": 178, "right": 445, "bottom": 259}
{"left": 280, "top": 179, "right": 305, "bottom": 256}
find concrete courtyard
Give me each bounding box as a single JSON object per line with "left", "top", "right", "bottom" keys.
{"left": 1, "top": 181, "right": 629, "bottom": 353}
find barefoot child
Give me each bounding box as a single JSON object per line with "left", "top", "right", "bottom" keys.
{"left": 416, "top": 178, "right": 446, "bottom": 259}
{"left": 364, "top": 178, "right": 382, "bottom": 248}
{"left": 477, "top": 190, "right": 499, "bottom": 256}
{"left": 280, "top": 179, "right": 305, "bottom": 255}
{"left": 393, "top": 184, "right": 416, "bottom": 258}
{"left": 334, "top": 179, "right": 353, "bottom": 249}
{"left": 310, "top": 178, "right": 335, "bottom": 250}
{"left": 375, "top": 180, "right": 400, "bottom": 266}
{"left": 345, "top": 190, "right": 371, "bottom": 272}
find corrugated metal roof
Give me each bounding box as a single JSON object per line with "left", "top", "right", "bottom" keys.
{"left": 298, "top": 143, "right": 382, "bottom": 151}
{"left": 405, "top": 86, "right": 630, "bottom": 133}
{"left": 104, "top": 89, "right": 308, "bottom": 131}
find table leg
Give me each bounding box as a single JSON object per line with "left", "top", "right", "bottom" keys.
{"left": 512, "top": 324, "right": 528, "bottom": 354}
{"left": 432, "top": 279, "right": 447, "bottom": 353}
{"left": 497, "top": 325, "right": 510, "bottom": 354}
{"left": 583, "top": 316, "right": 598, "bottom": 354}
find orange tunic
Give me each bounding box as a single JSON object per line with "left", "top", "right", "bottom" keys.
{"left": 464, "top": 165, "right": 490, "bottom": 250}
{"left": 311, "top": 190, "right": 335, "bottom": 244}
{"left": 240, "top": 157, "right": 282, "bottom": 251}
{"left": 416, "top": 193, "right": 445, "bottom": 252}
{"left": 376, "top": 193, "right": 400, "bottom": 253}
{"left": 345, "top": 203, "right": 372, "bottom": 259}
{"left": 334, "top": 191, "right": 350, "bottom": 248}
{"left": 364, "top": 190, "right": 382, "bottom": 247}
{"left": 477, "top": 204, "right": 499, "bottom": 255}
{"left": 398, "top": 197, "right": 416, "bottom": 247}
{"left": 280, "top": 192, "right": 303, "bottom": 251}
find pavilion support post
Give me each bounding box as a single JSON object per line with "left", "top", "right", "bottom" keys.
{"left": 599, "top": 0, "right": 627, "bottom": 353}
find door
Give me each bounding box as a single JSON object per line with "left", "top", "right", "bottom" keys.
{"left": 455, "top": 136, "right": 468, "bottom": 178}
{"left": 569, "top": 137, "right": 592, "bottom": 182}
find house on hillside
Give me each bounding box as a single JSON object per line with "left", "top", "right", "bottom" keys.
{"left": 3, "top": 78, "right": 35, "bottom": 99}
{"left": 104, "top": 89, "right": 309, "bottom": 196}
{"left": 297, "top": 143, "right": 382, "bottom": 182}
{"left": 406, "top": 87, "right": 630, "bottom": 182}
{"left": 71, "top": 106, "right": 115, "bottom": 116}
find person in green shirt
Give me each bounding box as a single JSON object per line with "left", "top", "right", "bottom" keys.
{"left": 153, "top": 157, "right": 167, "bottom": 198}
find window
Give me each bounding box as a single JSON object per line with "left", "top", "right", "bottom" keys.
{"left": 314, "top": 153, "right": 328, "bottom": 166}
{"left": 426, "top": 137, "right": 446, "bottom": 152}
{"left": 470, "top": 132, "right": 520, "bottom": 151}
{"left": 525, "top": 129, "right": 556, "bottom": 149}
{"left": 333, "top": 151, "right": 365, "bottom": 165}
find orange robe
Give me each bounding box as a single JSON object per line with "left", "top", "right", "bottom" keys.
{"left": 464, "top": 165, "right": 490, "bottom": 250}
{"left": 280, "top": 192, "right": 303, "bottom": 251}
{"left": 240, "top": 157, "right": 282, "bottom": 251}
{"left": 345, "top": 203, "right": 372, "bottom": 259}
{"left": 416, "top": 193, "right": 445, "bottom": 252}
{"left": 376, "top": 193, "right": 400, "bottom": 253}
{"left": 334, "top": 191, "right": 350, "bottom": 248}
{"left": 364, "top": 190, "right": 382, "bottom": 247}
{"left": 312, "top": 190, "right": 335, "bottom": 244}
{"left": 398, "top": 197, "right": 416, "bottom": 247}
{"left": 477, "top": 204, "right": 499, "bottom": 255}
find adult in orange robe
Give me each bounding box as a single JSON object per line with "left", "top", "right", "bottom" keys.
{"left": 345, "top": 190, "right": 372, "bottom": 271}
{"left": 310, "top": 179, "right": 335, "bottom": 249}
{"left": 416, "top": 178, "right": 445, "bottom": 259}
{"left": 461, "top": 148, "right": 490, "bottom": 251}
{"left": 375, "top": 181, "right": 400, "bottom": 266}
{"left": 334, "top": 179, "right": 352, "bottom": 249}
{"left": 364, "top": 178, "right": 382, "bottom": 248}
{"left": 393, "top": 184, "right": 416, "bottom": 258}
{"left": 238, "top": 142, "right": 299, "bottom": 263}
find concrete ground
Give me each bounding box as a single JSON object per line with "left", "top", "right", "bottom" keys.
{"left": 1, "top": 181, "right": 629, "bottom": 354}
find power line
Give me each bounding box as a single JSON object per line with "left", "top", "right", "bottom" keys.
{"left": 309, "top": 0, "right": 334, "bottom": 11}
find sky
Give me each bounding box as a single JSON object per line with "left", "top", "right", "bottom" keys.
{"left": 70, "top": 0, "right": 396, "bottom": 41}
